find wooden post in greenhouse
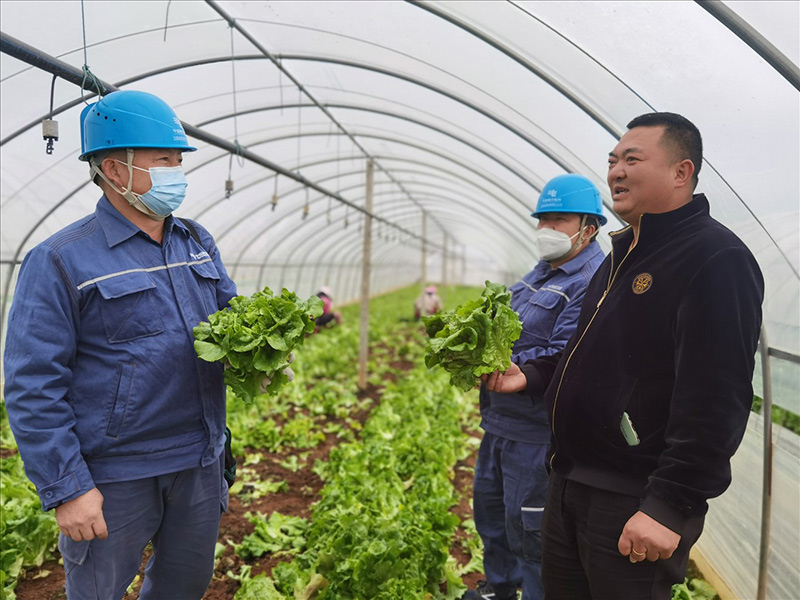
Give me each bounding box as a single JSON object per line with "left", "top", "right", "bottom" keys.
{"left": 421, "top": 211, "right": 427, "bottom": 289}
{"left": 441, "top": 233, "right": 448, "bottom": 288}
{"left": 358, "top": 159, "right": 374, "bottom": 391}
{"left": 460, "top": 244, "right": 467, "bottom": 284}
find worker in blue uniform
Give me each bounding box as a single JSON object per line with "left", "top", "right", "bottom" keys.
{"left": 464, "top": 174, "right": 607, "bottom": 600}
{"left": 4, "top": 90, "right": 237, "bottom": 600}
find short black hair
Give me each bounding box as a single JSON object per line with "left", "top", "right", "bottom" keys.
{"left": 626, "top": 112, "right": 703, "bottom": 188}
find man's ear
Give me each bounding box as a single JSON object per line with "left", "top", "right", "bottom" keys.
{"left": 674, "top": 159, "right": 695, "bottom": 189}
{"left": 101, "top": 156, "right": 125, "bottom": 189}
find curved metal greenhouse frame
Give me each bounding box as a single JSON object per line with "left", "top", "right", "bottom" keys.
{"left": 1, "top": 1, "right": 798, "bottom": 598}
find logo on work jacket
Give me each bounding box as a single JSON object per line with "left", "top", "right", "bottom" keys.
{"left": 632, "top": 273, "right": 653, "bottom": 295}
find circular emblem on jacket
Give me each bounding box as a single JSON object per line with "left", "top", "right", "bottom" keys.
{"left": 632, "top": 273, "right": 653, "bottom": 295}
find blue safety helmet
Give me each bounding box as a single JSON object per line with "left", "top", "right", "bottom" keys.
{"left": 532, "top": 173, "right": 607, "bottom": 225}
{"left": 79, "top": 90, "right": 196, "bottom": 161}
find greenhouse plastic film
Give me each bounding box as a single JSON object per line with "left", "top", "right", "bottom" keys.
{"left": 695, "top": 412, "right": 800, "bottom": 599}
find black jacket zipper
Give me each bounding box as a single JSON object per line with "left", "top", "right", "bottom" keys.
{"left": 549, "top": 225, "right": 637, "bottom": 469}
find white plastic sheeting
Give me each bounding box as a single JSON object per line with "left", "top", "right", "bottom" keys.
{"left": 1, "top": 2, "right": 799, "bottom": 595}
{"left": 697, "top": 413, "right": 800, "bottom": 599}
{"left": 2, "top": 2, "right": 798, "bottom": 353}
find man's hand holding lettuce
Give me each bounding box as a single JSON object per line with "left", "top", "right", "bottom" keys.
{"left": 194, "top": 287, "right": 323, "bottom": 403}
{"left": 422, "top": 281, "right": 522, "bottom": 392}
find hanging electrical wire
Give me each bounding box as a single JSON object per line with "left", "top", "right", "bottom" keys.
{"left": 162, "top": 0, "right": 173, "bottom": 42}
{"left": 337, "top": 135, "right": 344, "bottom": 227}
{"left": 225, "top": 21, "right": 244, "bottom": 199}
{"left": 277, "top": 56, "right": 284, "bottom": 116}
{"left": 295, "top": 87, "right": 302, "bottom": 178}
{"left": 225, "top": 153, "right": 235, "bottom": 199}
{"left": 271, "top": 175, "right": 279, "bottom": 211}
{"left": 79, "top": 0, "right": 105, "bottom": 103}
{"left": 271, "top": 52, "right": 283, "bottom": 211}
{"left": 42, "top": 74, "right": 58, "bottom": 155}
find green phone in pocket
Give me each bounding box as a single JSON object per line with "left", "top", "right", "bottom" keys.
{"left": 620, "top": 412, "right": 640, "bottom": 446}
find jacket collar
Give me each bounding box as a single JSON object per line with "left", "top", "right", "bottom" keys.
{"left": 96, "top": 195, "right": 183, "bottom": 248}
{"left": 557, "top": 239, "right": 604, "bottom": 276}
{"left": 170, "top": 216, "right": 193, "bottom": 241}
{"left": 609, "top": 194, "right": 709, "bottom": 253}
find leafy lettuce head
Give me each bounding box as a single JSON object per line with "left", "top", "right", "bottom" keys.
{"left": 422, "top": 281, "right": 521, "bottom": 392}
{"left": 193, "top": 287, "right": 324, "bottom": 403}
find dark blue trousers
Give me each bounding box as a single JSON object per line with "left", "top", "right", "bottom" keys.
{"left": 58, "top": 452, "right": 227, "bottom": 600}
{"left": 473, "top": 431, "right": 548, "bottom": 600}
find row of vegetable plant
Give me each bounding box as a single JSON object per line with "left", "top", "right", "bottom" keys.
{"left": 218, "top": 285, "right": 483, "bottom": 598}
{"left": 232, "top": 364, "right": 475, "bottom": 599}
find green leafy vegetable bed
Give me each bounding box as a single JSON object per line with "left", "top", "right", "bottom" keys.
{"left": 0, "top": 454, "right": 59, "bottom": 600}
{"left": 234, "top": 365, "right": 472, "bottom": 600}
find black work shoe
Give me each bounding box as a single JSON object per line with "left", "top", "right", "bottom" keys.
{"left": 461, "top": 580, "right": 516, "bottom": 600}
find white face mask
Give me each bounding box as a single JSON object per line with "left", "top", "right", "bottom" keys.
{"left": 534, "top": 228, "right": 582, "bottom": 262}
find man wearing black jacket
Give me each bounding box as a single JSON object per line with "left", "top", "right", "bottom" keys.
{"left": 484, "top": 112, "right": 764, "bottom": 599}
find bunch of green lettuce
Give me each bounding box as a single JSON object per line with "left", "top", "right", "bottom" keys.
{"left": 194, "top": 287, "right": 323, "bottom": 403}
{"left": 422, "top": 281, "right": 522, "bottom": 392}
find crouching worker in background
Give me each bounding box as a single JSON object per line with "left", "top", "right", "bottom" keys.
{"left": 414, "top": 284, "right": 442, "bottom": 319}
{"left": 463, "top": 174, "right": 606, "bottom": 600}
{"left": 3, "top": 90, "right": 237, "bottom": 600}
{"left": 314, "top": 285, "right": 342, "bottom": 332}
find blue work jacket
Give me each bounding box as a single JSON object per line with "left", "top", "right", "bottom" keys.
{"left": 3, "top": 197, "right": 237, "bottom": 510}
{"left": 479, "top": 241, "right": 605, "bottom": 442}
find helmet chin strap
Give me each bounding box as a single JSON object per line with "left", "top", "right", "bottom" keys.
{"left": 90, "top": 149, "right": 165, "bottom": 221}
{"left": 577, "top": 214, "right": 589, "bottom": 244}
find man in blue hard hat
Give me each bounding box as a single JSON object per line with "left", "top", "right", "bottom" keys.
{"left": 463, "top": 174, "right": 607, "bottom": 600}
{"left": 4, "top": 90, "right": 237, "bottom": 599}
{"left": 484, "top": 113, "right": 763, "bottom": 599}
